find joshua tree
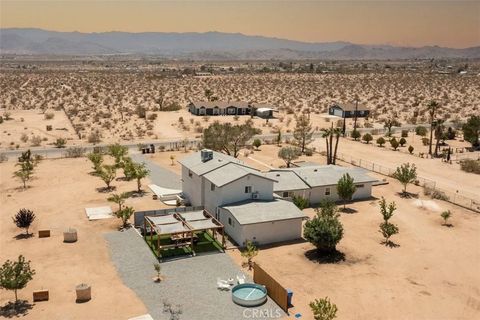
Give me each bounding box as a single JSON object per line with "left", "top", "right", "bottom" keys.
{"left": 278, "top": 146, "right": 301, "bottom": 168}
{"left": 441, "top": 210, "right": 452, "bottom": 226}
{"left": 310, "top": 297, "right": 338, "bottom": 320}
{"left": 392, "top": 163, "right": 417, "bottom": 195}
{"left": 241, "top": 240, "right": 258, "bottom": 271}
{"left": 303, "top": 200, "right": 343, "bottom": 255}
{"left": 336, "top": 173, "right": 356, "bottom": 210}
{"left": 12, "top": 209, "right": 36, "bottom": 236}
{"left": 427, "top": 100, "right": 439, "bottom": 155}
{"left": 0, "top": 255, "right": 35, "bottom": 303}
{"left": 115, "top": 206, "right": 134, "bottom": 229}
{"left": 293, "top": 114, "right": 314, "bottom": 154}
{"left": 107, "top": 192, "right": 130, "bottom": 212}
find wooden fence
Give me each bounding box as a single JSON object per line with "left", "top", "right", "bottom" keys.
{"left": 253, "top": 262, "right": 288, "bottom": 312}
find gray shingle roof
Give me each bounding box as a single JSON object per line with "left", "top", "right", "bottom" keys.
{"left": 333, "top": 103, "right": 369, "bottom": 112}
{"left": 222, "top": 199, "right": 307, "bottom": 225}
{"left": 276, "top": 165, "right": 377, "bottom": 188}
{"left": 178, "top": 150, "right": 242, "bottom": 176}
{"left": 265, "top": 171, "right": 310, "bottom": 191}
{"left": 190, "top": 101, "right": 251, "bottom": 109}
{"left": 203, "top": 162, "right": 275, "bottom": 187}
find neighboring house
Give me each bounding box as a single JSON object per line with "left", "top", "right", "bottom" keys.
{"left": 187, "top": 101, "right": 252, "bottom": 116}
{"left": 266, "top": 165, "right": 377, "bottom": 205}
{"left": 179, "top": 149, "right": 306, "bottom": 246}
{"left": 253, "top": 103, "right": 276, "bottom": 118}
{"left": 329, "top": 103, "right": 370, "bottom": 118}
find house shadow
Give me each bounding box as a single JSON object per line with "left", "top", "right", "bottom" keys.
{"left": 13, "top": 233, "right": 34, "bottom": 240}
{"left": 96, "top": 186, "right": 116, "bottom": 193}
{"left": 0, "top": 300, "right": 33, "bottom": 318}
{"left": 304, "top": 249, "right": 345, "bottom": 264}
{"left": 257, "top": 238, "right": 308, "bottom": 250}
{"left": 340, "top": 207, "right": 358, "bottom": 214}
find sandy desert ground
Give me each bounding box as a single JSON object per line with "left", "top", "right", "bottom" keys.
{"left": 0, "top": 156, "right": 168, "bottom": 319}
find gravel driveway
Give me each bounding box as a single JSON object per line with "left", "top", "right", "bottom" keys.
{"left": 131, "top": 154, "right": 181, "bottom": 189}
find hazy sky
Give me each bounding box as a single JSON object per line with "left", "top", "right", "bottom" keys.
{"left": 1, "top": 0, "right": 479, "bottom": 48}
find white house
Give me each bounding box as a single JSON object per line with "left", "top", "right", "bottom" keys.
{"left": 178, "top": 150, "right": 307, "bottom": 246}
{"left": 266, "top": 165, "right": 377, "bottom": 205}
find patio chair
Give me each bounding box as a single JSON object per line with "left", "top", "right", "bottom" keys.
{"left": 217, "top": 278, "right": 230, "bottom": 291}
{"left": 236, "top": 274, "right": 246, "bottom": 284}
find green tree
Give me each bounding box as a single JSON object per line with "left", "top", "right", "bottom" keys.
{"left": 415, "top": 126, "right": 428, "bottom": 136}
{"left": 408, "top": 145, "right": 414, "bottom": 154}
{"left": 462, "top": 115, "right": 480, "bottom": 147}
{"left": 399, "top": 137, "right": 407, "bottom": 147}
{"left": 310, "top": 297, "right": 338, "bottom": 320}
{"left": 292, "top": 195, "right": 310, "bottom": 209}
{"left": 293, "top": 114, "right": 314, "bottom": 154}
{"left": 0, "top": 255, "right": 35, "bottom": 303}
{"left": 116, "top": 206, "right": 134, "bottom": 229}
{"left": 322, "top": 124, "right": 342, "bottom": 165}
{"left": 202, "top": 121, "right": 260, "bottom": 158}
{"left": 351, "top": 129, "right": 361, "bottom": 141}
{"left": 12, "top": 209, "right": 36, "bottom": 236}
{"left": 392, "top": 163, "right": 417, "bottom": 194}
{"left": 441, "top": 210, "right": 452, "bottom": 226}
{"left": 427, "top": 100, "right": 439, "bottom": 155}
{"left": 379, "top": 222, "right": 399, "bottom": 245}
{"left": 384, "top": 117, "right": 400, "bottom": 137}
{"left": 108, "top": 143, "right": 129, "bottom": 168}
{"left": 13, "top": 150, "right": 39, "bottom": 189}
{"left": 107, "top": 192, "right": 130, "bottom": 212}
{"left": 362, "top": 133, "right": 373, "bottom": 144}
{"left": 337, "top": 173, "right": 357, "bottom": 210}
{"left": 98, "top": 165, "right": 116, "bottom": 190}
{"left": 303, "top": 200, "right": 344, "bottom": 254}
{"left": 378, "top": 197, "right": 399, "bottom": 245}
{"left": 123, "top": 161, "right": 150, "bottom": 192}
{"left": 390, "top": 137, "right": 399, "bottom": 150}
{"left": 241, "top": 240, "right": 258, "bottom": 271}
{"left": 376, "top": 137, "right": 386, "bottom": 147}
{"left": 252, "top": 138, "right": 262, "bottom": 150}
{"left": 379, "top": 197, "right": 396, "bottom": 222}
{"left": 87, "top": 152, "right": 104, "bottom": 173}
{"left": 278, "top": 146, "right": 301, "bottom": 168}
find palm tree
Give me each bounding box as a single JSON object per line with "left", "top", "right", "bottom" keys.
{"left": 322, "top": 124, "right": 342, "bottom": 165}
{"left": 332, "top": 127, "right": 342, "bottom": 165}
{"left": 107, "top": 192, "right": 130, "bottom": 212}
{"left": 322, "top": 126, "right": 332, "bottom": 164}
{"left": 427, "top": 100, "right": 439, "bottom": 156}
{"left": 434, "top": 119, "right": 445, "bottom": 157}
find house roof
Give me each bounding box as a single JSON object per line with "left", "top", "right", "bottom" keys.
{"left": 203, "top": 162, "right": 276, "bottom": 187}
{"left": 265, "top": 171, "right": 310, "bottom": 191}
{"left": 178, "top": 150, "right": 242, "bottom": 176}
{"left": 332, "top": 103, "right": 369, "bottom": 112}
{"left": 189, "top": 101, "right": 251, "bottom": 109}
{"left": 273, "top": 165, "right": 378, "bottom": 188}
{"left": 221, "top": 199, "right": 307, "bottom": 225}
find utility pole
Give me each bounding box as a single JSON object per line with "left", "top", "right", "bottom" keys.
{"left": 353, "top": 98, "right": 359, "bottom": 134}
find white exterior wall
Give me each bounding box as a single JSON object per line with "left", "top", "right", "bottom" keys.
{"left": 181, "top": 166, "right": 204, "bottom": 206}
{"left": 204, "top": 174, "right": 274, "bottom": 214}
{"left": 217, "top": 207, "right": 303, "bottom": 246}
{"left": 308, "top": 183, "right": 372, "bottom": 204}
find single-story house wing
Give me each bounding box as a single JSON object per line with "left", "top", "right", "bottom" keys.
{"left": 219, "top": 199, "right": 308, "bottom": 246}
{"left": 329, "top": 103, "right": 370, "bottom": 118}
{"left": 188, "top": 101, "right": 252, "bottom": 116}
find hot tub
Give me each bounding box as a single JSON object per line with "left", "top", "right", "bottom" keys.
{"left": 232, "top": 283, "right": 267, "bottom": 307}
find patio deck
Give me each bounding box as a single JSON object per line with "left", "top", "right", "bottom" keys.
{"left": 105, "top": 229, "right": 285, "bottom": 320}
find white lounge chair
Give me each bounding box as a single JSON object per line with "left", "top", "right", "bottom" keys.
{"left": 217, "top": 278, "right": 230, "bottom": 291}
{"left": 236, "top": 274, "right": 246, "bottom": 284}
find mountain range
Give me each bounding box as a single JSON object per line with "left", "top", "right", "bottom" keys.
{"left": 1, "top": 28, "right": 479, "bottom": 60}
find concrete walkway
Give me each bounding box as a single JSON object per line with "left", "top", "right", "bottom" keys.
{"left": 105, "top": 229, "right": 284, "bottom": 320}
{"left": 131, "top": 154, "right": 181, "bottom": 189}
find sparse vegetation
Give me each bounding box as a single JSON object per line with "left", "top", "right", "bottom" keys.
{"left": 392, "top": 163, "right": 417, "bottom": 194}
{"left": 241, "top": 240, "right": 258, "bottom": 271}
{"left": 336, "top": 173, "right": 356, "bottom": 210}
{"left": 0, "top": 255, "right": 35, "bottom": 304}
{"left": 459, "top": 159, "right": 480, "bottom": 174}
{"left": 310, "top": 297, "right": 338, "bottom": 320}
{"left": 12, "top": 209, "right": 36, "bottom": 236}
{"left": 441, "top": 210, "right": 452, "bottom": 226}
{"left": 278, "top": 146, "right": 301, "bottom": 168}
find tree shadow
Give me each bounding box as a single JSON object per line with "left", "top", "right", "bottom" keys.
{"left": 0, "top": 300, "right": 34, "bottom": 318}
{"left": 304, "top": 248, "right": 345, "bottom": 264}
{"left": 397, "top": 192, "right": 418, "bottom": 199}
{"left": 381, "top": 240, "right": 400, "bottom": 248}
{"left": 442, "top": 223, "right": 454, "bottom": 228}
{"left": 340, "top": 207, "right": 358, "bottom": 214}
{"left": 13, "top": 233, "right": 34, "bottom": 240}
{"left": 129, "top": 190, "right": 147, "bottom": 198}
{"left": 96, "top": 186, "right": 116, "bottom": 193}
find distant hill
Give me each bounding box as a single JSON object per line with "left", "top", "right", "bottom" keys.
{"left": 1, "top": 28, "right": 479, "bottom": 60}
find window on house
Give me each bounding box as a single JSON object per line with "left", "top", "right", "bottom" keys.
{"left": 245, "top": 186, "right": 252, "bottom": 193}
{"left": 188, "top": 170, "right": 192, "bottom": 178}
{"left": 228, "top": 217, "right": 233, "bottom": 226}
{"left": 282, "top": 191, "right": 289, "bottom": 198}
{"left": 211, "top": 183, "right": 215, "bottom": 191}
{"left": 356, "top": 184, "right": 364, "bottom": 188}
{"left": 325, "top": 188, "right": 331, "bottom": 196}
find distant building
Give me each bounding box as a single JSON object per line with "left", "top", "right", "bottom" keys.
{"left": 187, "top": 101, "right": 276, "bottom": 117}
{"left": 329, "top": 103, "right": 370, "bottom": 118}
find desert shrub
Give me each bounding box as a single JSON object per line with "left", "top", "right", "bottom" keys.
{"left": 252, "top": 138, "right": 262, "bottom": 150}
{"left": 65, "top": 147, "right": 87, "bottom": 158}
{"left": 147, "top": 113, "right": 158, "bottom": 121}
{"left": 459, "top": 159, "right": 480, "bottom": 174}
{"left": 399, "top": 137, "right": 407, "bottom": 147}
{"left": 421, "top": 137, "right": 430, "bottom": 146}
{"left": 304, "top": 148, "right": 313, "bottom": 156}
{"left": 20, "top": 133, "right": 29, "bottom": 143}
{"left": 423, "top": 186, "right": 449, "bottom": 201}
{"left": 303, "top": 200, "right": 343, "bottom": 254}
{"left": 390, "top": 137, "right": 399, "bottom": 150}
{"left": 441, "top": 210, "right": 452, "bottom": 226}
{"left": 351, "top": 130, "right": 361, "bottom": 141}
{"left": 401, "top": 130, "right": 409, "bottom": 138}
{"left": 53, "top": 138, "right": 67, "bottom": 148}
{"left": 310, "top": 297, "right": 338, "bottom": 320}
{"left": 362, "top": 133, "right": 373, "bottom": 144}
{"left": 163, "top": 102, "right": 182, "bottom": 111}
{"left": 376, "top": 137, "right": 386, "bottom": 147}
{"left": 293, "top": 195, "right": 310, "bottom": 209}
{"left": 408, "top": 145, "right": 414, "bottom": 154}
{"left": 0, "top": 153, "right": 7, "bottom": 162}
{"left": 31, "top": 135, "right": 42, "bottom": 147}
{"left": 415, "top": 126, "right": 428, "bottom": 136}
{"left": 135, "top": 105, "right": 146, "bottom": 118}
{"left": 44, "top": 112, "right": 55, "bottom": 120}
{"left": 88, "top": 130, "right": 102, "bottom": 144}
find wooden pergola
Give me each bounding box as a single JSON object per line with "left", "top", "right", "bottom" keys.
{"left": 143, "top": 210, "right": 225, "bottom": 257}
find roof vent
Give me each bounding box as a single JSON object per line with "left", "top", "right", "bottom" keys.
{"left": 276, "top": 173, "right": 280, "bottom": 177}
{"left": 201, "top": 149, "right": 213, "bottom": 162}
{"left": 314, "top": 169, "right": 318, "bottom": 172}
